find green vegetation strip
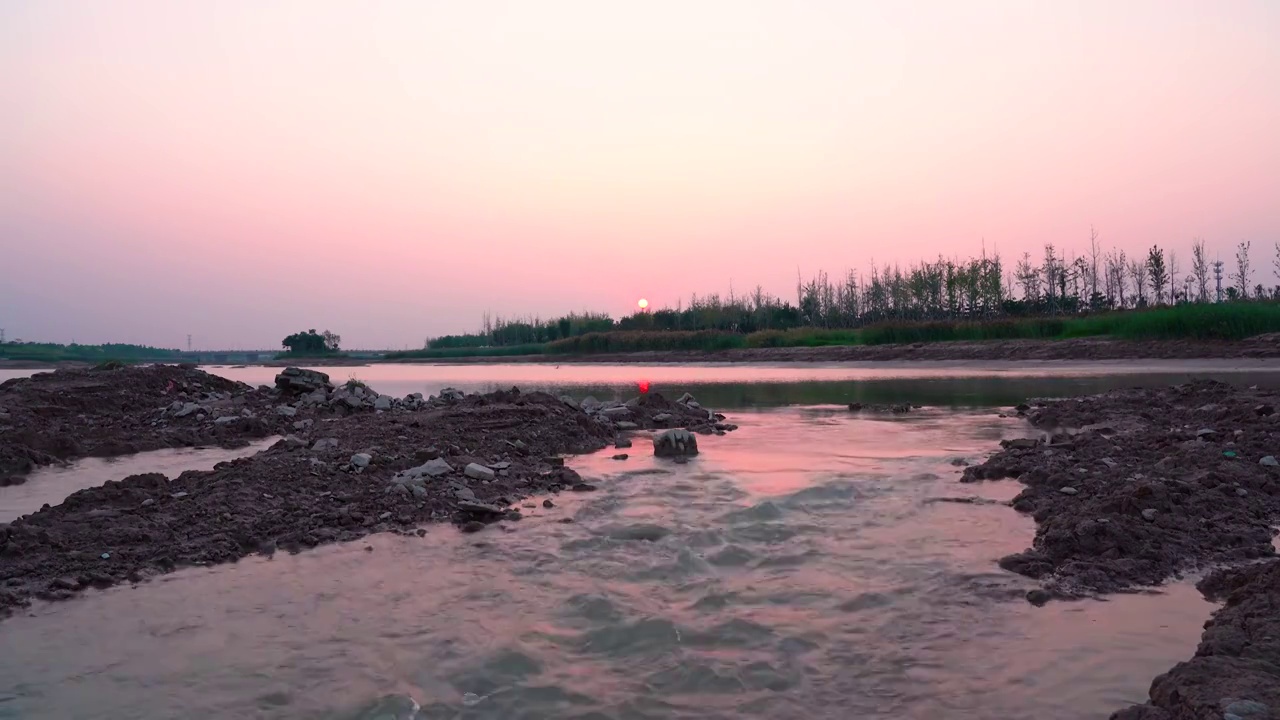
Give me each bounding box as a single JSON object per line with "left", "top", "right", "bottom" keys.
{"left": 383, "top": 302, "right": 1280, "bottom": 359}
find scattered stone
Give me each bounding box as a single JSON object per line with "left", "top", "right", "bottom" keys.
{"left": 615, "top": 438, "right": 633, "bottom": 449}
{"left": 1026, "top": 589, "right": 1052, "bottom": 606}
{"left": 1236, "top": 487, "right": 1249, "bottom": 497}
{"left": 140, "top": 498, "right": 155, "bottom": 507}
{"left": 542, "top": 499, "right": 554, "bottom": 508}
{"left": 171, "top": 491, "right": 188, "bottom": 499}
{"left": 457, "top": 501, "right": 505, "bottom": 517}
{"left": 1195, "top": 428, "right": 1218, "bottom": 440}
{"left": 460, "top": 520, "right": 486, "bottom": 533}
{"left": 1058, "top": 486, "right": 1079, "bottom": 496}
{"left": 1260, "top": 456, "right": 1278, "bottom": 467}
{"left": 600, "top": 406, "right": 631, "bottom": 419}
{"left": 614, "top": 421, "right": 638, "bottom": 430}
{"left": 213, "top": 416, "right": 239, "bottom": 425}
{"left": 373, "top": 396, "right": 392, "bottom": 411}
{"left": 571, "top": 482, "right": 598, "bottom": 492}
{"left": 654, "top": 429, "right": 699, "bottom": 458}
{"left": 1002, "top": 438, "right": 1039, "bottom": 450}
{"left": 1255, "top": 404, "right": 1275, "bottom": 417}
{"left": 652, "top": 413, "right": 673, "bottom": 423}
{"left": 312, "top": 438, "right": 340, "bottom": 452}
{"left": 464, "top": 463, "right": 496, "bottom": 481}
{"left": 173, "top": 402, "right": 202, "bottom": 418}
{"left": 1141, "top": 508, "right": 1158, "bottom": 522}
{"left": 283, "top": 435, "right": 307, "bottom": 449}
{"left": 274, "top": 367, "right": 332, "bottom": 394}
{"left": 611, "top": 454, "right": 629, "bottom": 461}
{"left": 292, "top": 419, "right": 314, "bottom": 431}
{"left": 275, "top": 405, "right": 298, "bottom": 418}
{"left": 350, "top": 453, "right": 372, "bottom": 469}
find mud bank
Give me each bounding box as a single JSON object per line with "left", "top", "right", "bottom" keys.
{"left": 393, "top": 334, "right": 1280, "bottom": 365}
{"left": 0, "top": 364, "right": 297, "bottom": 479}
{"left": 964, "top": 381, "right": 1280, "bottom": 718}
{"left": 0, "top": 379, "right": 732, "bottom": 619}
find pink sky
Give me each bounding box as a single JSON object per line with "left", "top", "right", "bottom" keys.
{"left": 2, "top": 0, "right": 1278, "bottom": 349}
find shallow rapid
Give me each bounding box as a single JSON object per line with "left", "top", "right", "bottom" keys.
{"left": 0, "top": 406, "right": 1213, "bottom": 720}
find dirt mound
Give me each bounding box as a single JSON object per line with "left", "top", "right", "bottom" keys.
{"left": 965, "top": 380, "right": 1280, "bottom": 596}
{"left": 0, "top": 387, "right": 735, "bottom": 619}
{"left": 0, "top": 364, "right": 299, "bottom": 478}
{"left": 1110, "top": 560, "right": 1280, "bottom": 719}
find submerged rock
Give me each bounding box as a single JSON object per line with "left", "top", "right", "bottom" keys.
{"left": 654, "top": 429, "right": 699, "bottom": 458}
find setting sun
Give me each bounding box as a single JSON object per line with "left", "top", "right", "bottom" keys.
{"left": 638, "top": 298, "right": 649, "bottom": 310}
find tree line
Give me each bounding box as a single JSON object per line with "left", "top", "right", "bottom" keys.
{"left": 430, "top": 236, "right": 1280, "bottom": 347}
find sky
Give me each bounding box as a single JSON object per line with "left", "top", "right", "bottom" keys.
{"left": 2, "top": 0, "right": 1278, "bottom": 350}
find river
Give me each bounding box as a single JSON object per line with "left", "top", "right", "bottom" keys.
{"left": 1, "top": 361, "right": 1277, "bottom": 719}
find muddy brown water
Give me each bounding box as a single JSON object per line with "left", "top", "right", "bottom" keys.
{"left": 1, "top": 362, "right": 1279, "bottom": 719}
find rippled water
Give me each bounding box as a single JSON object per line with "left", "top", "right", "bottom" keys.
{"left": 0, "top": 406, "right": 1215, "bottom": 720}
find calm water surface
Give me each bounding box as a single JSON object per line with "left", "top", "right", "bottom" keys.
{"left": 2, "top": 362, "right": 1275, "bottom": 718}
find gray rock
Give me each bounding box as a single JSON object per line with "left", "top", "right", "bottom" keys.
{"left": 615, "top": 421, "right": 638, "bottom": 430}
{"left": 292, "top": 419, "right": 314, "bottom": 430}
{"left": 275, "top": 367, "right": 332, "bottom": 394}
{"left": 654, "top": 429, "right": 699, "bottom": 458}
{"left": 615, "top": 438, "right": 633, "bottom": 449}
{"left": 373, "top": 395, "right": 392, "bottom": 411}
{"left": 140, "top": 498, "right": 155, "bottom": 507}
{"left": 1195, "top": 428, "right": 1218, "bottom": 439}
{"left": 457, "top": 500, "right": 504, "bottom": 516}
{"left": 677, "top": 393, "right": 695, "bottom": 404}
{"left": 174, "top": 402, "right": 202, "bottom": 418}
{"left": 439, "top": 387, "right": 465, "bottom": 401}
{"left": 304, "top": 388, "right": 328, "bottom": 404}
{"left": 601, "top": 406, "right": 631, "bottom": 419}
{"left": 1141, "top": 508, "right": 1158, "bottom": 521}
{"left": 214, "top": 416, "right": 239, "bottom": 425}
{"left": 1058, "top": 486, "right": 1079, "bottom": 496}
{"left": 1003, "top": 438, "right": 1039, "bottom": 450}
{"left": 1222, "top": 699, "right": 1269, "bottom": 719}
{"left": 464, "top": 463, "right": 496, "bottom": 481}
{"left": 276, "top": 405, "right": 298, "bottom": 417}
{"left": 283, "top": 434, "right": 307, "bottom": 449}
{"left": 350, "top": 453, "right": 372, "bottom": 469}
{"left": 559, "top": 395, "right": 579, "bottom": 409}
{"left": 395, "top": 458, "right": 453, "bottom": 483}
{"left": 1260, "top": 455, "right": 1279, "bottom": 467}
{"left": 580, "top": 396, "right": 602, "bottom": 413}
{"left": 312, "top": 437, "right": 340, "bottom": 452}
{"left": 1236, "top": 487, "right": 1249, "bottom": 497}
{"left": 652, "top": 413, "right": 673, "bottom": 423}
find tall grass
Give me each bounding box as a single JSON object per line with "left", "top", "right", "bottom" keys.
{"left": 546, "top": 330, "right": 745, "bottom": 354}
{"left": 1060, "top": 302, "right": 1280, "bottom": 341}
{"left": 383, "top": 344, "right": 547, "bottom": 360}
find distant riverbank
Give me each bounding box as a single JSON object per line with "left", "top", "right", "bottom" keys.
{"left": 381, "top": 335, "right": 1280, "bottom": 365}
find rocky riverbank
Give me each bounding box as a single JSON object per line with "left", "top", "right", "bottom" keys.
{"left": 0, "top": 366, "right": 734, "bottom": 619}
{"left": 963, "top": 380, "right": 1280, "bottom": 718}
{"left": 0, "top": 364, "right": 289, "bottom": 480}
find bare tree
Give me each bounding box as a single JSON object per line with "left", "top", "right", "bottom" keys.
{"left": 1167, "top": 251, "right": 1179, "bottom": 304}
{"left": 1191, "top": 238, "right": 1210, "bottom": 302}
{"left": 1016, "top": 252, "right": 1041, "bottom": 302}
{"left": 1128, "top": 258, "right": 1149, "bottom": 307}
{"left": 1231, "top": 241, "right": 1252, "bottom": 298}
{"left": 1106, "top": 250, "right": 1128, "bottom": 308}
{"left": 1087, "top": 226, "right": 1102, "bottom": 303}
{"left": 1146, "top": 246, "right": 1168, "bottom": 305}
{"left": 1274, "top": 242, "right": 1280, "bottom": 287}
